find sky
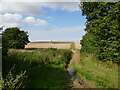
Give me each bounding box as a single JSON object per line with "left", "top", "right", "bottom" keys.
{"left": 0, "top": 0, "right": 87, "bottom": 42}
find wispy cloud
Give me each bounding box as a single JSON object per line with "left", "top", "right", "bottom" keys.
{"left": 23, "top": 16, "right": 48, "bottom": 26}
{"left": 0, "top": 2, "right": 80, "bottom": 15}
{"left": 0, "top": 13, "right": 48, "bottom": 28}
{"left": 28, "top": 26, "right": 86, "bottom": 42}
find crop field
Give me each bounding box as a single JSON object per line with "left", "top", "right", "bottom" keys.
{"left": 25, "top": 42, "right": 81, "bottom": 50}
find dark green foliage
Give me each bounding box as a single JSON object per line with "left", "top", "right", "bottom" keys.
{"left": 2, "top": 36, "right": 9, "bottom": 55}
{"left": 3, "top": 49, "right": 72, "bottom": 88}
{"left": 80, "top": 33, "right": 99, "bottom": 54}
{"left": 2, "top": 27, "right": 29, "bottom": 50}
{"left": 3, "top": 69, "right": 26, "bottom": 89}
{"left": 80, "top": 2, "right": 120, "bottom": 63}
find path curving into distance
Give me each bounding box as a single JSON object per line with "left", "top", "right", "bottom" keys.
{"left": 66, "top": 42, "right": 95, "bottom": 88}
{"left": 66, "top": 42, "right": 85, "bottom": 88}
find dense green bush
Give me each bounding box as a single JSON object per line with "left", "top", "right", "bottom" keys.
{"left": 80, "top": 2, "right": 120, "bottom": 63}
{"left": 2, "top": 36, "right": 9, "bottom": 55}
{"left": 2, "top": 27, "right": 29, "bottom": 50}
{"left": 80, "top": 33, "right": 99, "bottom": 54}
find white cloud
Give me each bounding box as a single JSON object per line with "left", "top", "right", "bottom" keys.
{"left": 0, "top": 2, "right": 44, "bottom": 15}
{"left": 3, "top": 13, "right": 22, "bottom": 23}
{"left": 24, "top": 17, "right": 36, "bottom": 23}
{"left": 23, "top": 16, "right": 48, "bottom": 26}
{"left": 0, "top": 2, "right": 80, "bottom": 15}
{"left": 0, "top": 13, "right": 48, "bottom": 28}
{"left": 56, "top": 2, "right": 80, "bottom": 12}
{"left": 0, "top": 13, "right": 23, "bottom": 27}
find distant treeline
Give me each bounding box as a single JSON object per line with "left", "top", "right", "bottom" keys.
{"left": 80, "top": 2, "right": 120, "bottom": 63}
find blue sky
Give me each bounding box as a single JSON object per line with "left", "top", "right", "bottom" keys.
{"left": 42, "top": 7, "right": 86, "bottom": 28}
{"left": 0, "top": 2, "right": 86, "bottom": 42}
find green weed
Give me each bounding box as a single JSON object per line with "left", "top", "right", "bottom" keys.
{"left": 69, "top": 52, "right": 118, "bottom": 88}
{"left": 3, "top": 48, "right": 72, "bottom": 88}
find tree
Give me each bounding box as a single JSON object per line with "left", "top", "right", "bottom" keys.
{"left": 2, "top": 27, "right": 29, "bottom": 50}
{"left": 80, "top": 2, "right": 120, "bottom": 63}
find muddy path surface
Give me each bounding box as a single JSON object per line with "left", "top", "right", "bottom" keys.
{"left": 66, "top": 49, "right": 84, "bottom": 88}
{"left": 66, "top": 42, "right": 95, "bottom": 88}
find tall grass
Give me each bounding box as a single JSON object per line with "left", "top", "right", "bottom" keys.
{"left": 3, "top": 48, "right": 72, "bottom": 88}
{"left": 70, "top": 52, "right": 118, "bottom": 88}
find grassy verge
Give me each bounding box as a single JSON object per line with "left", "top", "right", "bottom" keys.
{"left": 3, "top": 48, "right": 72, "bottom": 88}
{"left": 70, "top": 52, "right": 118, "bottom": 88}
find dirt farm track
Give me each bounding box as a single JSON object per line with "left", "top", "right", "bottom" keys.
{"left": 25, "top": 42, "right": 81, "bottom": 50}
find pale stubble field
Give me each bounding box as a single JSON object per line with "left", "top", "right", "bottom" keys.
{"left": 25, "top": 42, "right": 81, "bottom": 50}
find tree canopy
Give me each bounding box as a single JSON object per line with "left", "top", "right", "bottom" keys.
{"left": 2, "top": 27, "right": 29, "bottom": 52}
{"left": 80, "top": 2, "right": 120, "bottom": 63}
